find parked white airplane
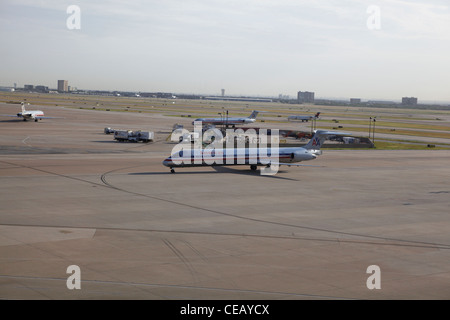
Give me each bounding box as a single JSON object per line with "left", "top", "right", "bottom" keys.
{"left": 288, "top": 112, "right": 320, "bottom": 122}
{"left": 163, "top": 129, "right": 344, "bottom": 173}
{"left": 192, "top": 110, "right": 259, "bottom": 126}
{"left": 1, "top": 102, "right": 57, "bottom": 122}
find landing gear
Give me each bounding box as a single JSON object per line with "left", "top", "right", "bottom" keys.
{"left": 250, "top": 164, "right": 257, "bottom": 171}
{"left": 170, "top": 168, "right": 175, "bottom": 173}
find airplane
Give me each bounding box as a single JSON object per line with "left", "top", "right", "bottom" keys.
{"left": 1, "top": 102, "right": 57, "bottom": 122}
{"left": 163, "top": 129, "right": 345, "bottom": 173}
{"left": 192, "top": 110, "right": 259, "bottom": 127}
{"left": 288, "top": 112, "right": 320, "bottom": 122}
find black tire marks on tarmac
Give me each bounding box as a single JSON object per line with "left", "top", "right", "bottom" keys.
{"left": 2, "top": 159, "right": 450, "bottom": 250}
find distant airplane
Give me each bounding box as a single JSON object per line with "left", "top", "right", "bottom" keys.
{"left": 192, "top": 110, "right": 259, "bottom": 126}
{"left": 163, "top": 129, "right": 345, "bottom": 173}
{"left": 288, "top": 112, "right": 320, "bottom": 122}
{"left": 1, "top": 102, "right": 58, "bottom": 122}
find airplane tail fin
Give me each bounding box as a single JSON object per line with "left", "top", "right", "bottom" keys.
{"left": 21, "top": 102, "right": 26, "bottom": 113}
{"left": 315, "top": 112, "right": 321, "bottom": 118}
{"left": 248, "top": 110, "right": 259, "bottom": 119}
{"left": 304, "top": 130, "right": 349, "bottom": 151}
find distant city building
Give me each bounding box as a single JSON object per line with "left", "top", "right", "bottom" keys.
{"left": 35, "top": 85, "right": 49, "bottom": 93}
{"left": 24, "top": 84, "right": 34, "bottom": 91}
{"left": 350, "top": 98, "right": 361, "bottom": 104}
{"left": 402, "top": 97, "right": 418, "bottom": 106}
{"left": 221, "top": 89, "right": 225, "bottom": 97}
{"left": 297, "top": 91, "right": 315, "bottom": 103}
{"left": 58, "top": 80, "right": 68, "bottom": 92}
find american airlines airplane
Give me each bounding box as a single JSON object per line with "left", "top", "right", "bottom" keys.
{"left": 288, "top": 112, "right": 320, "bottom": 122}
{"left": 163, "top": 129, "right": 343, "bottom": 173}
{"left": 1, "top": 102, "right": 57, "bottom": 122}
{"left": 17, "top": 102, "right": 45, "bottom": 121}
{"left": 192, "top": 110, "right": 259, "bottom": 126}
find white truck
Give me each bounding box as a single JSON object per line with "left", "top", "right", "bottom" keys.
{"left": 114, "top": 130, "right": 154, "bottom": 143}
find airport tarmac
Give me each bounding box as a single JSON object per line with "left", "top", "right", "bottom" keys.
{"left": 1, "top": 101, "right": 450, "bottom": 299}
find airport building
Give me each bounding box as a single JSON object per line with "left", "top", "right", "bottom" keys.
{"left": 402, "top": 97, "right": 418, "bottom": 106}
{"left": 0, "top": 86, "right": 15, "bottom": 92}
{"left": 297, "top": 91, "right": 315, "bottom": 103}
{"left": 58, "top": 80, "right": 68, "bottom": 92}
{"left": 203, "top": 96, "right": 273, "bottom": 102}
{"left": 35, "top": 85, "right": 49, "bottom": 93}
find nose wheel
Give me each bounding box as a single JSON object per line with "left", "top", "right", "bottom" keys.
{"left": 250, "top": 164, "right": 257, "bottom": 171}
{"left": 170, "top": 168, "right": 175, "bottom": 173}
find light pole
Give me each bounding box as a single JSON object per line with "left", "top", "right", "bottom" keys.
{"left": 372, "top": 117, "right": 376, "bottom": 145}
{"left": 369, "top": 116, "right": 377, "bottom": 147}
{"left": 226, "top": 110, "right": 229, "bottom": 128}
{"left": 311, "top": 115, "right": 317, "bottom": 134}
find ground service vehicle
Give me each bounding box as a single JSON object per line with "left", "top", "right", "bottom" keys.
{"left": 114, "top": 130, "right": 154, "bottom": 142}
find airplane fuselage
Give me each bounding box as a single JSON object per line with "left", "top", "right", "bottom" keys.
{"left": 288, "top": 112, "right": 320, "bottom": 122}
{"left": 17, "top": 111, "right": 45, "bottom": 121}
{"left": 162, "top": 147, "right": 316, "bottom": 169}
{"left": 288, "top": 116, "right": 312, "bottom": 122}
{"left": 193, "top": 110, "right": 259, "bottom": 126}
{"left": 192, "top": 118, "right": 256, "bottom": 125}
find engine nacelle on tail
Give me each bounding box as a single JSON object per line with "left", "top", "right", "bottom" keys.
{"left": 308, "top": 149, "right": 323, "bottom": 156}
{"left": 291, "top": 150, "right": 317, "bottom": 162}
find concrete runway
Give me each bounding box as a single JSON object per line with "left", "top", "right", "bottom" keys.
{"left": 1, "top": 101, "right": 450, "bottom": 299}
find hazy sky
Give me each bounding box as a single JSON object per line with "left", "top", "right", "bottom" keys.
{"left": 1, "top": 0, "right": 449, "bottom": 102}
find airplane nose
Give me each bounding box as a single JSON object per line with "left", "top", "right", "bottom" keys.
{"left": 162, "top": 158, "right": 171, "bottom": 167}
